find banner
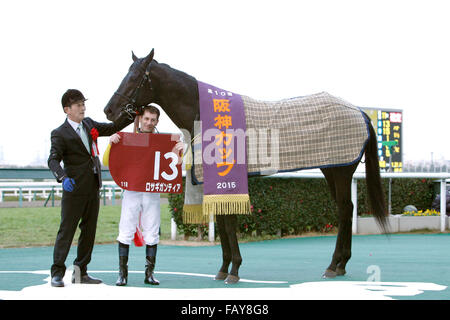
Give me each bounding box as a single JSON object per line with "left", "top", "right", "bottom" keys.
{"left": 197, "top": 81, "right": 250, "bottom": 215}
{"left": 109, "top": 132, "right": 182, "bottom": 193}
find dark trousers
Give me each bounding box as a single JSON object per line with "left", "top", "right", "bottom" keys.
{"left": 51, "top": 181, "right": 100, "bottom": 278}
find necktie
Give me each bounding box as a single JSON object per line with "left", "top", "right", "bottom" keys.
{"left": 77, "top": 123, "right": 91, "bottom": 154}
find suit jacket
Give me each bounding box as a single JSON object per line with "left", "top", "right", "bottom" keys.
{"left": 48, "top": 114, "right": 133, "bottom": 195}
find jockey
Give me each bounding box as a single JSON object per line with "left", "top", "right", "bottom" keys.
{"left": 103, "top": 104, "right": 184, "bottom": 286}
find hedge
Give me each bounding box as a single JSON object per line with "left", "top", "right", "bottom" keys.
{"left": 168, "top": 177, "right": 436, "bottom": 238}
{"left": 357, "top": 178, "right": 435, "bottom": 216}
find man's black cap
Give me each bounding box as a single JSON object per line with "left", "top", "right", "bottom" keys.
{"left": 61, "top": 89, "right": 87, "bottom": 109}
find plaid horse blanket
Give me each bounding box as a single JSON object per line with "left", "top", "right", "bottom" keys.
{"left": 192, "top": 91, "right": 369, "bottom": 183}
{"left": 183, "top": 91, "right": 370, "bottom": 223}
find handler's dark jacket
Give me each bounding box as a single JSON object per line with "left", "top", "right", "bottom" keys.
{"left": 48, "top": 114, "right": 132, "bottom": 194}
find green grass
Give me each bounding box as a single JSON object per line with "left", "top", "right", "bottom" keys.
{"left": 0, "top": 204, "right": 173, "bottom": 248}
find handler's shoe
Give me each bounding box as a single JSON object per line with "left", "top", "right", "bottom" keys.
{"left": 72, "top": 273, "right": 103, "bottom": 284}
{"left": 144, "top": 256, "right": 160, "bottom": 285}
{"left": 51, "top": 275, "right": 64, "bottom": 287}
{"left": 116, "top": 256, "right": 128, "bottom": 286}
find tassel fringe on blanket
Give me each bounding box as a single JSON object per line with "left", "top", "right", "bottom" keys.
{"left": 202, "top": 194, "right": 251, "bottom": 216}
{"left": 182, "top": 204, "right": 206, "bottom": 224}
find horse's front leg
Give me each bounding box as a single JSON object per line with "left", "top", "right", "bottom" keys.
{"left": 225, "top": 214, "right": 242, "bottom": 284}
{"left": 215, "top": 215, "right": 242, "bottom": 283}
{"left": 215, "top": 215, "right": 231, "bottom": 280}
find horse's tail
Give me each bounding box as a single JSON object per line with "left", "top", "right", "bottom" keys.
{"left": 363, "top": 112, "right": 389, "bottom": 233}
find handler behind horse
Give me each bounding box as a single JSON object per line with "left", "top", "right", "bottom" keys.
{"left": 103, "top": 105, "right": 184, "bottom": 286}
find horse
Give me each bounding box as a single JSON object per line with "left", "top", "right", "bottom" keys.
{"left": 104, "top": 49, "right": 388, "bottom": 284}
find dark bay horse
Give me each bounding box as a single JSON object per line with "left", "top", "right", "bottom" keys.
{"left": 104, "top": 49, "right": 388, "bottom": 284}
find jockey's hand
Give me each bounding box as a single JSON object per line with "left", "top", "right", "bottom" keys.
{"left": 174, "top": 141, "right": 184, "bottom": 153}
{"left": 174, "top": 141, "right": 185, "bottom": 165}
{"left": 110, "top": 133, "right": 121, "bottom": 144}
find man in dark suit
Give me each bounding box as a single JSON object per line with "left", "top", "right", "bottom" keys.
{"left": 48, "top": 89, "right": 135, "bottom": 287}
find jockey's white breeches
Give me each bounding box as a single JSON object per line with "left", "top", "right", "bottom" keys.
{"left": 117, "top": 190, "right": 160, "bottom": 246}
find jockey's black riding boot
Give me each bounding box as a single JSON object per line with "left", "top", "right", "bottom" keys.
{"left": 144, "top": 244, "right": 159, "bottom": 285}
{"left": 116, "top": 242, "right": 129, "bottom": 286}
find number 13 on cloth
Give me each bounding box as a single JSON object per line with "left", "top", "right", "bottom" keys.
{"left": 109, "top": 132, "right": 183, "bottom": 193}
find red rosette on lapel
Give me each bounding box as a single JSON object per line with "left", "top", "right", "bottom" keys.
{"left": 90, "top": 127, "right": 99, "bottom": 141}
{"left": 90, "top": 128, "right": 100, "bottom": 157}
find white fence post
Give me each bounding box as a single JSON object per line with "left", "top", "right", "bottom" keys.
{"left": 171, "top": 217, "right": 177, "bottom": 240}
{"left": 209, "top": 213, "right": 215, "bottom": 242}
{"left": 351, "top": 178, "right": 358, "bottom": 234}
{"left": 441, "top": 179, "right": 447, "bottom": 232}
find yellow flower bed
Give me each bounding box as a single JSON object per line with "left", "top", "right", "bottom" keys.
{"left": 402, "top": 209, "right": 440, "bottom": 216}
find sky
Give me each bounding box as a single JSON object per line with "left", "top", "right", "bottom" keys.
{"left": 0, "top": 0, "right": 449, "bottom": 166}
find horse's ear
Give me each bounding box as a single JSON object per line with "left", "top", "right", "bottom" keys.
{"left": 132, "top": 51, "right": 138, "bottom": 62}
{"left": 144, "top": 48, "right": 154, "bottom": 66}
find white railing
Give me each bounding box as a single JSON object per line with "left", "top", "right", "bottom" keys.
{"left": 0, "top": 181, "right": 123, "bottom": 206}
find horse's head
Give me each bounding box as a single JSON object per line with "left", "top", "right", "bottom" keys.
{"left": 104, "top": 49, "right": 155, "bottom": 121}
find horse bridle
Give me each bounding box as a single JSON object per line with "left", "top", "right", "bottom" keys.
{"left": 113, "top": 64, "right": 153, "bottom": 120}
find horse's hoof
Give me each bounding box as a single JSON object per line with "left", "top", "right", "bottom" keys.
{"left": 214, "top": 272, "right": 228, "bottom": 281}
{"left": 322, "top": 269, "right": 337, "bottom": 278}
{"left": 336, "top": 268, "right": 346, "bottom": 276}
{"left": 224, "top": 275, "right": 240, "bottom": 284}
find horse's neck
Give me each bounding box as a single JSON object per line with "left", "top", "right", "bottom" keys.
{"left": 151, "top": 61, "right": 198, "bottom": 132}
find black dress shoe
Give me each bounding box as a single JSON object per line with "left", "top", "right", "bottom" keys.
{"left": 72, "top": 274, "right": 103, "bottom": 284}
{"left": 51, "top": 275, "right": 64, "bottom": 287}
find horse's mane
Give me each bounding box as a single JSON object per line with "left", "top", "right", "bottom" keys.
{"left": 149, "top": 59, "right": 199, "bottom": 130}
{"left": 151, "top": 60, "right": 197, "bottom": 91}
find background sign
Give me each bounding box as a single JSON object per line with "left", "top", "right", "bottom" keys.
{"left": 109, "top": 133, "right": 182, "bottom": 193}
{"left": 363, "top": 107, "right": 403, "bottom": 172}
